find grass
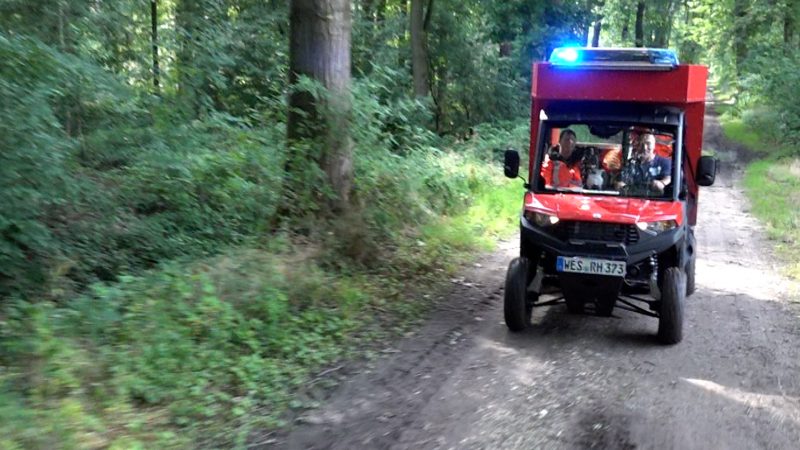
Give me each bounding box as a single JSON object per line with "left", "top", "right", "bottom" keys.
{"left": 743, "top": 160, "right": 800, "bottom": 280}
{"left": 720, "top": 110, "right": 800, "bottom": 281}
{"left": 718, "top": 114, "right": 767, "bottom": 156}
{"left": 0, "top": 137, "right": 525, "bottom": 448}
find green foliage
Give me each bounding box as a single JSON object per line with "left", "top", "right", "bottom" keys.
{"left": 0, "top": 33, "right": 134, "bottom": 296}
{"left": 719, "top": 113, "right": 767, "bottom": 155}
{"left": 721, "top": 113, "right": 800, "bottom": 281}
{"left": 0, "top": 137, "right": 524, "bottom": 446}
{"left": 0, "top": 251, "right": 355, "bottom": 447}
{"left": 744, "top": 160, "right": 800, "bottom": 280}
{"left": 0, "top": 0, "right": 553, "bottom": 446}
{"left": 678, "top": 0, "right": 800, "bottom": 160}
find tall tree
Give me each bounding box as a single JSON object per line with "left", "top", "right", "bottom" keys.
{"left": 732, "top": 0, "right": 749, "bottom": 76}
{"left": 634, "top": 0, "right": 645, "bottom": 47}
{"left": 411, "top": 0, "right": 432, "bottom": 97}
{"left": 621, "top": 8, "right": 630, "bottom": 41}
{"left": 151, "top": 0, "right": 160, "bottom": 93}
{"left": 591, "top": 19, "right": 602, "bottom": 46}
{"left": 785, "top": 0, "right": 798, "bottom": 47}
{"left": 288, "top": 0, "right": 354, "bottom": 212}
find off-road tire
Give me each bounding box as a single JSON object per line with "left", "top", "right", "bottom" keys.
{"left": 504, "top": 257, "right": 532, "bottom": 331}
{"left": 686, "top": 231, "right": 697, "bottom": 296}
{"left": 686, "top": 253, "right": 696, "bottom": 297}
{"left": 658, "top": 267, "right": 686, "bottom": 344}
{"left": 595, "top": 296, "right": 616, "bottom": 317}
{"left": 565, "top": 296, "right": 585, "bottom": 314}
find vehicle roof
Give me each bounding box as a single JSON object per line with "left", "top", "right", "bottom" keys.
{"left": 532, "top": 61, "right": 707, "bottom": 105}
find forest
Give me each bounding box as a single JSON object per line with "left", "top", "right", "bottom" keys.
{"left": 1, "top": 0, "right": 799, "bottom": 447}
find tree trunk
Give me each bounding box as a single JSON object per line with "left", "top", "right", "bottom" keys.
{"left": 785, "top": 0, "right": 797, "bottom": 47}
{"left": 500, "top": 41, "right": 512, "bottom": 56}
{"left": 682, "top": 0, "right": 691, "bottom": 25}
{"left": 423, "top": 0, "right": 434, "bottom": 30}
{"left": 621, "top": 9, "right": 630, "bottom": 41}
{"left": 151, "top": 0, "right": 160, "bottom": 93}
{"left": 411, "top": 0, "right": 430, "bottom": 97}
{"left": 288, "top": 0, "right": 354, "bottom": 212}
{"left": 634, "top": 1, "right": 645, "bottom": 47}
{"left": 377, "top": 0, "right": 387, "bottom": 22}
{"left": 591, "top": 19, "right": 602, "bottom": 47}
{"left": 733, "top": 0, "right": 748, "bottom": 76}
{"left": 175, "top": 0, "right": 201, "bottom": 115}
{"left": 663, "top": 0, "right": 678, "bottom": 47}
{"left": 653, "top": 0, "right": 677, "bottom": 47}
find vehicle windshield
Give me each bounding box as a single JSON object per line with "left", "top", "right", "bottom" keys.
{"left": 536, "top": 122, "right": 677, "bottom": 199}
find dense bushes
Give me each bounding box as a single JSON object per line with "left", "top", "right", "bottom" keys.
{"left": 1, "top": 28, "right": 529, "bottom": 299}
{"left": 0, "top": 117, "right": 527, "bottom": 447}
{"left": 0, "top": 34, "right": 287, "bottom": 297}
{"left": 0, "top": 2, "right": 537, "bottom": 443}
{"left": 0, "top": 252, "right": 357, "bottom": 448}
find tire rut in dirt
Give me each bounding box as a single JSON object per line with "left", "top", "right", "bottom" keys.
{"left": 275, "top": 251, "right": 513, "bottom": 450}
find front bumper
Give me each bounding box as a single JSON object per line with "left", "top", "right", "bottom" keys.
{"left": 520, "top": 216, "right": 685, "bottom": 265}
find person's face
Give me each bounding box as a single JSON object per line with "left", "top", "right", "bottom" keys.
{"left": 560, "top": 132, "right": 576, "bottom": 157}
{"left": 637, "top": 134, "right": 656, "bottom": 161}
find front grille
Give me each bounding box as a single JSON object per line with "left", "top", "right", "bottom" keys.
{"left": 553, "top": 221, "right": 639, "bottom": 245}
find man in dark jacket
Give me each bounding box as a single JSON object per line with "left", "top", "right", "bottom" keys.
{"left": 616, "top": 132, "right": 672, "bottom": 194}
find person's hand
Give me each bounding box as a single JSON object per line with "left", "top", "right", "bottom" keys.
{"left": 651, "top": 179, "right": 665, "bottom": 192}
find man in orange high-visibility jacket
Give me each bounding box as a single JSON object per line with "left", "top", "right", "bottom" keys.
{"left": 540, "top": 128, "right": 582, "bottom": 189}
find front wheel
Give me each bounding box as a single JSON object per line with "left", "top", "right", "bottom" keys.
{"left": 686, "top": 231, "right": 697, "bottom": 296}
{"left": 595, "top": 295, "right": 616, "bottom": 317}
{"left": 658, "top": 267, "right": 686, "bottom": 344}
{"left": 504, "top": 257, "right": 533, "bottom": 331}
{"left": 565, "top": 296, "right": 585, "bottom": 314}
{"left": 685, "top": 253, "right": 696, "bottom": 297}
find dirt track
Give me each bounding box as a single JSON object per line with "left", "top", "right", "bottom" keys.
{"left": 272, "top": 109, "right": 800, "bottom": 449}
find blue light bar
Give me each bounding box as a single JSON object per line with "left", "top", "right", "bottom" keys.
{"left": 548, "top": 47, "right": 680, "bottom": 70}
{"left": 550, "top": 47, "right": 580, "bottom": 65}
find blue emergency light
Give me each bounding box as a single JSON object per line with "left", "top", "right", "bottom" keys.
{"left": 548, "top": 47, "right": 679, "bottom": 70}
{"left": 550, "top": 47, "right": 580, "bottom": 65}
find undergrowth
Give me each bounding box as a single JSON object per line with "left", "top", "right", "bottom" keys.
{"left": 719, "top": 106, "right": 800, "bottom": 281}
{"left": 1, "top": 33, "right": 531, "bottom": 448}
{"left": 743, "top": 160, "right": 800, "bottom": 281}
{"left": 0, "top": 117, "right": 527, "bottom": 448}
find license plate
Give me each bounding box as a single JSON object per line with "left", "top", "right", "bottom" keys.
{"left": 556, "top": 256, "right": 626, "bottom": 277}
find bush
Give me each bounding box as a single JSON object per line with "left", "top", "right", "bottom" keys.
{"left": 0, "top": 250, "right": 365, "bottom": 447}
{"left": 0, "top": 34, "right": 289, "bottom": 298}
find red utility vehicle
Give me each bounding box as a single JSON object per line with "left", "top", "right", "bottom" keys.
{"left": 502, "top": 48, "right": 717, "bottom": 344}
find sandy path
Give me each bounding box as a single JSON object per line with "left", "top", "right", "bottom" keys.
{"left": 272, "top": 108, "right": 800, "bottom": 450}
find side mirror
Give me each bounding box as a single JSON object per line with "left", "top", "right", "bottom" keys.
{"left": 503, "top": 149, "right": 520, "bottom": 179}
{"left": 696, "top": 155, "right": 717, "bottom": 186}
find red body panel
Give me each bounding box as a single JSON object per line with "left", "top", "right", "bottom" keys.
{"left": 527, "top": 61, "right": 708, "bottom": 226}
{"left": 532, "top": 64, "right": 707, "bottom": 103}
{"left": 524, "top": 192, "right": 684, "bottom": 226}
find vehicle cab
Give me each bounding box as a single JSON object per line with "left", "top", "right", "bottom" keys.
{"left": 502, "top": 47, "right": 717, "bottom": 344}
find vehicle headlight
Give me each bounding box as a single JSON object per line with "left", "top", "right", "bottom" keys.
{"left": 524, "top": 210, "right": 560, "bottom": 227}
{"left": 636, "top": 220, "right": 677, "bottom": 234}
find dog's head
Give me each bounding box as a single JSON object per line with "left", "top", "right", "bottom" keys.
{"left": 584, "top": 148, "right": 600, "bottom": 168}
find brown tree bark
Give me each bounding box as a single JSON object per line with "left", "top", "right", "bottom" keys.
{"left": 411, "top": 0, "right": 430, "bottom": 97}
{"left": 634, "top": 1, "right": 645, "bottom": 47}
{"left": 288, "top": 0, "right": 354, "bottom": 212}
{"left": 591, "top": 19, "right": 602, "bottom": 47}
